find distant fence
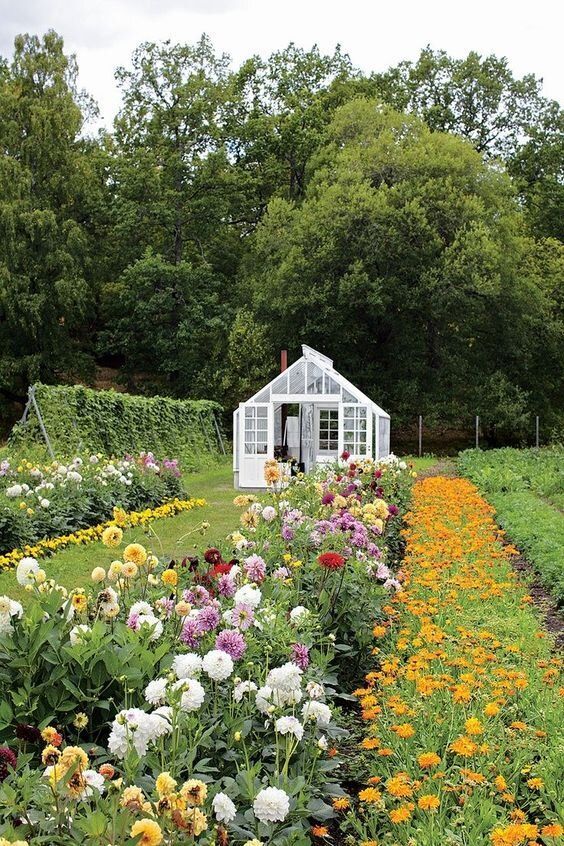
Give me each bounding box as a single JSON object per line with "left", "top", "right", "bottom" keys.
{"left": 393, "top": 415, "right": 549, "bottom": 457}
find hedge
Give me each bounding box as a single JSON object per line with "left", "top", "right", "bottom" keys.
{"left": 9, "top": 383, "right": 224, "bottom": 467}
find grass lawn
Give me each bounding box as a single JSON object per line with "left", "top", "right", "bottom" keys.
{"left": 0, "top": 460, "right": 240, "bottom": 600}
{"left": 0, "top": 452, "right": 436, "bottom": 600}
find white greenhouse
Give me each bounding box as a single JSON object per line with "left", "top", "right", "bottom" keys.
{"left": 233, "top": 345, "right": 391, "bottom": 488}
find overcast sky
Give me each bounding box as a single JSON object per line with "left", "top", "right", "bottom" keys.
{"left": 1, "top": 0, "right": 562, "bottom": 130}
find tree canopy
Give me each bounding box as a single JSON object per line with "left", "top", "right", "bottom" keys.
{"left": 0, "top": 31, "right": 562, "bottom": 437}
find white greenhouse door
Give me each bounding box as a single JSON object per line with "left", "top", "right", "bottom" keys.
{"left": 342, "top": 404, "right": 368, "bottom": 458}
{"left": 315, "top": 406, "right": 339, "bottom": 464}
{"left": 239, "top": 404, "right": 273, "bottom": 487}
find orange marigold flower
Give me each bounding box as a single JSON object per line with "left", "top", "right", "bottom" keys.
{"left": 494, "top": 775, "right": 507, "bottom": 792}
{"left": 332, "top": 797, "right": 350, "bottom": 811}
{"left": 464, "top": 717, "right": 484, "bottom": 735}
{"left": 373, "top": 625, "right": 387, "bottom": 637}
{"left": 391, "top": 723, "right": 415, "bottom": 739}
{"left": 450, "top": 736, "right": 478, "bottom": 756}
{"left": 386, "top": 774, "right": 413, "bottom": 798}
{"left": 361, "top": 738, "right": 380, "bottom": 750}
{"left": 484, "top": 702, "right": 500, "bottom": 717}
{"left": 389, "top": 804, "right": 413, "bottom": 823}
{"left": 418, "top": 794, "right": 440, "bottom": 811}
{"left": 541, "top": 823, "right": 563, "bottom": 837}
{"left": 418, "top": 752, "right": 441, "bottom": 769}
{"left": 509, "top": 721, "right": 528, "bottom": 731}
{"left": 526, "top": 777, "right": 543, "bottom": 790}
{"left": 358, "top": 787, "right": 382, "bottom": 803}
{"left": 311, "top": 825, "right": 329, "bottom": 837}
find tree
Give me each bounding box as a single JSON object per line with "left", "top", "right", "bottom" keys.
{"left": 0, "top": 31, "right": 95, "bottom": 409}
{"left": 110, "top": 36, "right": 235, "bottom": 270}
{"left": 244, "top": 99, "right": 564, "bottom": 427}
{"left": 220, "top": 308, "right": 274, "bottom": 412}
{"left": 228, "top": 43, "right": 359, "bottom": 210}
{"left": 99, "top": 254, "right": 228, "bottom": 398}
{"left": 371, "top": 46, "right": 559, "bottom": 160}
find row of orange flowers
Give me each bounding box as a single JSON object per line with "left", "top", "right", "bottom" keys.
{"left": 337, "top": 476, "right": 562, "bottom": 846}
{"left": 0, "top": 498, "right": 206, "bottom": 571}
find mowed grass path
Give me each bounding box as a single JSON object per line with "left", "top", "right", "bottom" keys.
{"left": 0, "top": 454, "right": 434, "bottom": 600}
{"left": 0, "top": 461, "right": 240, "bottom": 599}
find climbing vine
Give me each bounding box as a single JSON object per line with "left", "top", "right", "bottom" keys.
{"left": 10, "top": 384, "right": 224, "bottom": 467}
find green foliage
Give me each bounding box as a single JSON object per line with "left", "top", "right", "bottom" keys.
{"left": 9, "top": 383, "right": 223, "bottom": 468}
{"left": 99, "top": 254, "right": 229, "bottom": 397}
{"left": 245, "top": 99, "right": 564, "bottom": 428}
{"left": 0, "top": 32, "right": 98, "bottom": 407}
{"left": 0, "top": 31, "right": 562, "bottom": 439}
{"left": 458, "top": 447, "right": 564, "bottom": 601}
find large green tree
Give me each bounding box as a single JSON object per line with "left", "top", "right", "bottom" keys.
{"left": 0, "top": 31, "right": 96, "bottom": 409}
{"left": 245, "top": 99, "right": 563, "bottom": 425}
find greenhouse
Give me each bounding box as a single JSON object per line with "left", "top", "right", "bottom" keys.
{"left": 233, "top": 344, "right": 391, "bottom": 488}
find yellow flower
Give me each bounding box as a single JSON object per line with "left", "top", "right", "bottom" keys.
{"left": 358, "top": 787, "right": 382, "bottom": 803}
{"left": 417, "top": 752, "right": 441, "bottom": 769}
{"left": 113, "top": 506, "right": 128, "bottom": 526}
{"left": 465, "top": 717, "right": 484, "bottom": 736}
{"left": 130, "top": 819, "right": 163, "bottom": 846}
{"left": 418, "top": 794, "right": 440, "bottom": 811}
{"left": 102, "top": 526, "right": 123, "bottom": 548}
{"left": 121, "top": 785, "right": 146, "bottom": 810}
{"left": 182, "top": 807, "right": 208, "bottom": 836}
{"left": 484, "top": 702, "right": 500, "bottom": 717}
{"left": 175, "top": 600, "right": 191, "bottom": 616}
{"left": 73, "top": 712, "right": 88, "bottom": 729}
{"left": 91, "top": 567, "right": 106, "bottom": 582}
{"left": 180, "top": 779, "right": 207, "bottom": 806}
{"left": 389, "top": 804, "right": 413, "bottom": 823}
{"left": 123, "top": 543, "right": 147, "bottom": 566}
{"left": 59, "top": 746, "right": 88, "bottom": 770}
{"left": 71, "top": 592, "right": 88, "bottom": 612}
{"left": 391, "top": 723, "right": 415, "bottom": 739}
{"left": 527, "top": 777, "right": 544, "bottom": 789}
{"left": 449, "top": 735, "right": 478, "bottom": 756}
{"left": 155, "top": 771, "right": 177, "bottom": 797}
{"left": 122, "top": 561, "right": 138, "bottom": 579}
{"left": 161, "top": 569, "right": 178, "bottom": 587}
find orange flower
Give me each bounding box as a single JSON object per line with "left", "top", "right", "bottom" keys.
{"left": 332, "top": 797, "right": 350, "bottom": 811}
{"left": 464, "top": 717, "right": 484, "bottom": 736}
{"left": 541, "top": 823, "right": 563, "bottom": 837}
{"left": 389, "top": 804, "right": 413, "bottom": 823}
{"left": 361, "top": 737, "right": 380, "bottom": 750}
{"left": 526, "top": 777, "right": 543, "bottom": 790}
{"left": 494, "top": 775, "right": 507, "bottom": 792}
{"left": 358, "top": 787, "right": 382, "bottom": 803}
{"left": 418, "top": 752, "right": 441, "bottom": 769}
{"left": 449, "top": 736, "right": 478, "bottom": 756}
{"left": 386, "top": 774, "right": 413, "bottom": 798}
{"left": 484, "top": 702, "right": 500, "bottom": 717}
{"left": 418, "top": 794, "right": 440, "bottom": 811}
{"left": 391, "top": 723, "right": 415, "bottom": 739}
{"left": 311, "top": 825, "right": 329, "bottom": 838}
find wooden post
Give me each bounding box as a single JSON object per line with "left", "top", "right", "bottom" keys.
{"left": 535, "top": 415, "right": 539, "bottom": 448}
{"left": 418, "top": 415, "right": 422, "bottom": 458}
{"left": 475, "top": 415, "right": 479, "bottom": 449}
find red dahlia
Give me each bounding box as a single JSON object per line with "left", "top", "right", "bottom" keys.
{"left": 0, "top": 747, "right": 17, "bottom": 782}
{"left": 317, "top": 552, "right": 346, "bottom": 571}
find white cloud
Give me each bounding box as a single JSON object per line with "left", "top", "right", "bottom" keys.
{"left": 0, "top": 0, "right": 562, "bottom": 130}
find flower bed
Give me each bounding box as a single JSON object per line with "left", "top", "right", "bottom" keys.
{"left": 0, "top": 456, "right": 413, "bottom": 845}
{"left": 340, "top": 477, "right": 563, "bottom": 846}
{"left": 0, "top": 452, "right": 184, "bottom": 558}
{"left": 0, "top": 497, "right": 206, "bottom": 571}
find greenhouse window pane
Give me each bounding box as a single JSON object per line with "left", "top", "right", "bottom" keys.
{"left": 271, "top": 372, "right": 288, "bottom": 393}
{"left": 289, "top": 362, "right": 306, "bottom": 393}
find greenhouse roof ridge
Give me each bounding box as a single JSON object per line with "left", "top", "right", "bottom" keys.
{"left": 301, "top": 344, "right": 333, "bottom": 369}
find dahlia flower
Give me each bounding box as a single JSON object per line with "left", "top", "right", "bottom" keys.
{"left": 202, "top": 649, "right": 234, "bottom": 681}
{"left": 172, "top": 653, "right": 203, "bottom": 679}
{"left": 215, "top": 629, "right": 247, "bottom": 660}
{"left": 253, "top": 786, "right": 290, "bottom": 823}
{"left": 275, "top": 716, "right": 304, "bottom": 741}
{"left": 212, "top": 792, "right": 237, "bottom": 823}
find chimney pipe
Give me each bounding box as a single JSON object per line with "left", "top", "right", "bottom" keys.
{"left": 280, "top": 350, "right": 288, "bottom": 457}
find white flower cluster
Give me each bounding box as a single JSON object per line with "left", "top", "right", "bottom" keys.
{"left": 108, "top": 706, "right": 172, "bottom": 758}
{"left": 0, "top": 594, "right": 23, "bottom": 635}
